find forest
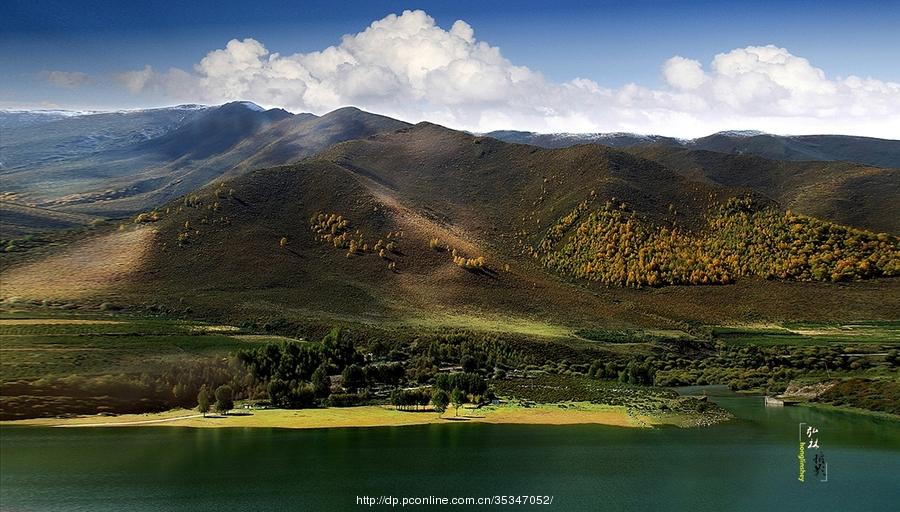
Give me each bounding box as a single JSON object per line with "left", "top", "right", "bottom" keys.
{"left": 537, "top": 197, "right": 900, "bottom": 287}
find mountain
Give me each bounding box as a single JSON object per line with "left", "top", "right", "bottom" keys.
{"left": 624, "top": 146, "right": 900, "bottom": 234}
{"left": 0, "top": 104, "right": 209, "bottom": 171}
{"left": 0, "top": 201, "right": 102, "bottom": 239}
{"left": 485, "top": 130, "right": 900, "bottom": 169}
{"left": 0, "top": 104, "right": 409, "bottom": 235}
{"left": 484, "top": 130, "right": 681, "bottom": 149}
{"left": 686, "top": 133, "right": 900, "bottom": 169}
{"left": 203, "top": 106, "right": 411, "bottom": 179}
{"left": 0, "top": 109, "right": 106, "bottom": 130}
{"left": 3, "top": 122, "right": 896, "bottom": 333}
{"left": 129, "top": 101, "right": 291, "bottom": 161}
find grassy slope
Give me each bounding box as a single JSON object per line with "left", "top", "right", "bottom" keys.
{"left": 627, "top": 146, "right": 900, "bottom": 234}
{"left": 0, "top": 201, "right": 101, "bottom": 238}
{"left": 0, "top": 316, "right": 256, "bottom": 380}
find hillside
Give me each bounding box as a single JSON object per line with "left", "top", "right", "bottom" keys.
{"left": 486, "top": 130, "right": 900, "bottom": 168}
{"left": 0, "top": 104, "right": 210, "bottom": 171}
{"left": 3, "top": 123, "right": 897, "bottom": 335}
{"left": 0, "top": 201, "right": 101, "bottom": 238}
{"left": 0, "top": 104, "right": 410, "bottom": 230}
{"left": 625, "top": 146, "right": 900, "bottom": 234}
{"left": 688, "top": 133, "right": 900, "bottom": 169}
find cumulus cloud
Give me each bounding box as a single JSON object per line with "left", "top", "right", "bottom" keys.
{"left": 663, "top": 56, "right": 707, "bottom": 91}
{"left": 115, "top": 10, "right": 900, "bottom": 137}
{"left": 40, "top": 70, "right": 90, "bottom": 88}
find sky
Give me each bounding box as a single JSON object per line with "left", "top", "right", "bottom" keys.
{"left": 2, "top": 0, "right": 899, "bottom": 137}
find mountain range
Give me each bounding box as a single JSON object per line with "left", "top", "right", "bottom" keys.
{"left": 485, "top": 130, "right": 900, "bottom": 169}
{"left": 2, "top": 103, "right": 898, "bottom": 237}
{"left": 1, "top": 104, "right": 897, "bottom": 333}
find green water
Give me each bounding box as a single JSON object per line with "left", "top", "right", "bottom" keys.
{"left": 2, "top": 389, "right": 898, "bottom": 511}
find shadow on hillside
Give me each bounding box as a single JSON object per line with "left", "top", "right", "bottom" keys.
{"left": 464, "top": 267, "right": 499, "bottom": 279}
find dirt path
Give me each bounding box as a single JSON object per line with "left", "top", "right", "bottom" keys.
{"left": 54, "top": 413, "right": 204, "bottom": 428}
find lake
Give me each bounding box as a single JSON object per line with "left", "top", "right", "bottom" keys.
{"left": 2, "top": 388, "right": 898, "bottom": 511}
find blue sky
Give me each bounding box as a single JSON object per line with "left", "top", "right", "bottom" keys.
{"left": 2, "top": 0, "right": 899, "bottom": 136}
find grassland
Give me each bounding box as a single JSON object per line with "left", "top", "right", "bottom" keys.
{"left": 2, "top": 401, "right": 676, "bottom": 429}
{"left": 709, "top": 321, "right": 899, "bottom": 346}
{"left": 400, "top": 313, "right": 573, "bottom": 338}
{"left": 0, "top": 312, "right": 267, "bottom": 420}
{"left": 0, "top": 315, "right": 258, "bottom": 380}
{"left": 1, "top": 307, "right": 896, "bottom": 423}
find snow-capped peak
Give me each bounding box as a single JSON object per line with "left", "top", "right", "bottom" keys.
{"left": 237, "top": 101, "right": 265, "bottom": 112}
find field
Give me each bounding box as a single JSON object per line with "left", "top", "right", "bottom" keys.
{"left": 0, "top": 312, "right": 275, "bottom": 420}
{"left": 0, "top": 314, "right": 271, "bottom": 380}
{"left": 1, "top": 305, "right": 897, "bottom": 422}
{"left": 2, "top": 401, "right": 684, "bottom": 429}
{"left": 709, "top": 321, "right": 900, "bottom": 346}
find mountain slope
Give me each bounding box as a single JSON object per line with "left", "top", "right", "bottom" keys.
{"left": 486, "top": 130, "right": 900, "bottom": 168}
{"left": 0, "top": 105, "right": 209, "bottom": 171}
{"left": 3, "top": 123, "right": 896, "bottom": 333}
{"left": 625, "top": 146, "right": 900, "bottom": 234}
{"left": 688, "top": 133, "right": 900, "bottom": 169}
{"left": 0, "top": 104, "right": 410, "bottom": 222}
{"left": 0, "top": 102, "right": 276, "bottom": 207}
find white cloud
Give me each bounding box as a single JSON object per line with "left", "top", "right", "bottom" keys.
{"left": 663, "top": 56, "right": 707, "bottom": 91}
{"left": 39, "top": 70, "right": 90, "bottom": 88}
{"left": 115, "top": 10, "right": 900, "bottom": 138}
{"left": 115, "top": 65, "right": 155, "bottom": 94}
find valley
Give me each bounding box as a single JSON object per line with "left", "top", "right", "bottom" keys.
{"left": 1, "top": 104, "right": 898, "bottom": 430}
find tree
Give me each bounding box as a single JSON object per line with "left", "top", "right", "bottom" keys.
{"left": 197, "top": 384, "right": 210, "bottom": 417}
{"left": 431, "top": 389, "right": 450, "bottom": 415}
{"left": 267, "top": 379, "right": 291, "bottom": 407}
{"left": 461, "top": 354, "right": 478, "bottom": 373}
{"left": 322, "top": 328, "right": 359, "bottom": 370}
{"left": 342, "top": 364, "right": 366, "bottom": 392}
{"left": 290, "top": 383, "right": 316, "bottom": 408}
{"left": 588, "top": 360, "right": 601, "bottom": 379}
{"left": 312, "top": 365, "right": 330, "bottom": 398}
{"left": 214, "top": 385, "right": 234, "bottom": 415}
{"left": 451, "top": 388, "right": 465, "bottom": 417}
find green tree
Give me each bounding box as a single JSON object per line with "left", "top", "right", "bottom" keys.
{"left": 450, "top": 388, "right": 465, "bottom": 417}
{"left": 312, "top": 365, "right": 330, "bottom": 398}
{"left": 290, "top": 383, "right": 317, "bottom": 408}
{"left": 267, "top": 379, "right": 291, "bottom": 407}
{"left": 342, "top": 364, "right": 366, "bottom": 392}
{"left": 197, "top": 384, "right": 210, "bottom": 417}
{"left": 431, "top": 389, "right": 450, "bottom": 415}
{"left": 214, "top": 385, "right": 234, "bottom": 415}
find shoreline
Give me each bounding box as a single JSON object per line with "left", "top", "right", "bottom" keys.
{"left": 794, "top": 401, "right": 900, "bottom": 421}
{"left": 0, "top": 402, "right": 703, "bottom": 430}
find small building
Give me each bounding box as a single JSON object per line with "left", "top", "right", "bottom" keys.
{"left": 764, "top": 396, "right": 785, "bottom": 407}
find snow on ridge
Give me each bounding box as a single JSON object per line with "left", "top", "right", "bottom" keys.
{"left": 0, "top": 109, "right": 104, "bottom": 117}
{"left": 710, "top": 129, "right": 768, "bottom": 137}
{"left": 237, "top": 101, "right": 265, "bottom": 112}
{"left": 1, "top": 104, "right": 210, "bottom": 118}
